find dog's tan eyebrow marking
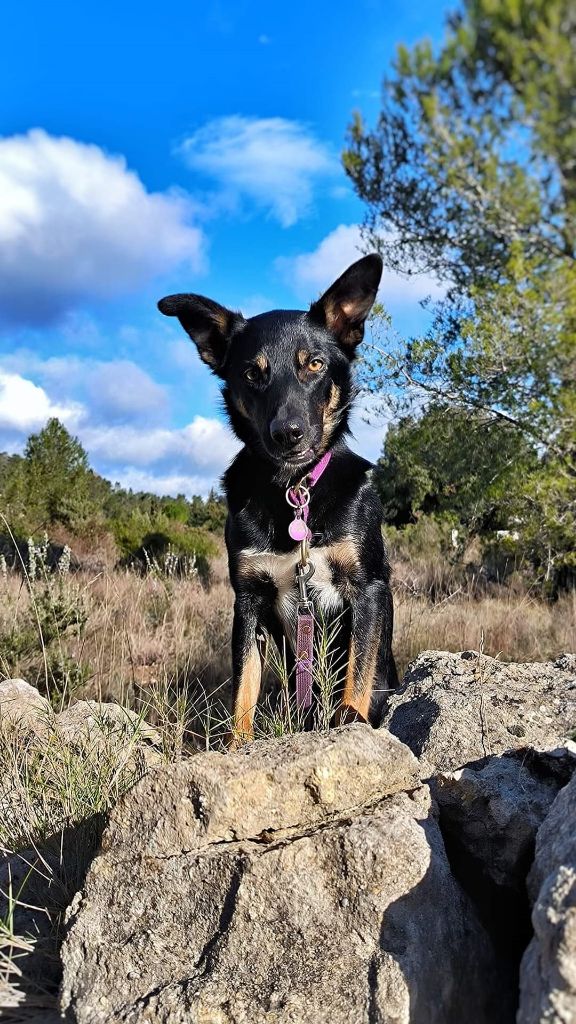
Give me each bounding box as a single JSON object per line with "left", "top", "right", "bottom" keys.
{"left": 296, "top": 348, "right": 310, "bottom": 368}
{"left": 254, "top": 352, "right": 269, "bottom": 372}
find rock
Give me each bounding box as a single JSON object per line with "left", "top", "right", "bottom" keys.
{"left": 56, "top": 700, "right": 162, "bottom": 764}
{"left": 0, "top": 678, "right": 51, "bottom": 732}
{"left": 60, "top": 726, "right": 512, "bottom": 1024}
{"left": 0, "top": 681, "right": 162, "bottom": 764}
{"left": 434, "top": 749, "right": 575, "bottom": 889}
{"left": 382, "top": 650, "right": 576, "bottom": 773}
{"left": 517, "top": 773, "right": 576, "bottom": 1023}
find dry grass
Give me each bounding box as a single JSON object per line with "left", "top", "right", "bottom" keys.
{"left": 394, "top": 589, "right": 575, "bottom": 675}
{"left": 0, "top": 548, "right": 574, "bottom": 708}
{"left": 0, "top": 554, "right": 233, "bottom": 707}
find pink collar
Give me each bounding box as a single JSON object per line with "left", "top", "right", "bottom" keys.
{"left": 306, "top": 449, "right": 332, "bottom": 487}
{"left": 286, "top": 450, "right": 332, "bottom": 539}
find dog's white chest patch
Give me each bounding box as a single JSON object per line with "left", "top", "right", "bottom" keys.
{"left": 238, "top": 545, "right": 344, "bottom": 641}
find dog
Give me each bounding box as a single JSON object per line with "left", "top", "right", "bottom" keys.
{"left": 158, "top": 254, "right": 398, "bottom": 743}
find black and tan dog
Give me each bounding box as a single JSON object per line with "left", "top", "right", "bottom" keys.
{"left": 158, "top": 254, "right": 398, "bottom": 742}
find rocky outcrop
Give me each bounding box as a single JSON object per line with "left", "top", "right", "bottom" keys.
{"left": 433, "top": 748, "right": 575, "bottom": 890}
{"left": 59, "top": 726, "right": 512, "bottom": 1024}
{"left": 0, "top": 677, "right": 162, "bottom": 760}
{"left": 518, "top": 772, "right": 576, "bottom": 1023}
{"left": 381, "top": 650, "right": 576, "bottom": 1020}
{"left": 382, "top": 650, "right": 576, "bottom": 772}
{"left": 0, "top": 679, "right": 163, "bottom": 1015}
{"left": 0, "top": 677, "right": 51, "bottom": 732}
{"left": 4, "top": 654, "right": 575, "bottom": 1023}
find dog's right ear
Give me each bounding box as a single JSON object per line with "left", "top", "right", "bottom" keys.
{"left": 157, "top": 294, "right": 245, "bottom": 375}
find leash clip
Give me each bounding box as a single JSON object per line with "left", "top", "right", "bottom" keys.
{"left": 295, "top": 559, "right": 315, "bottom": 608}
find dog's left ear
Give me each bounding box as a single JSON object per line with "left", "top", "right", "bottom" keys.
{"left": 157, "top": 293, "right": 245, "bottom": 376}
{"left": 309, "top": 254, "right": 382, "bottom": 358}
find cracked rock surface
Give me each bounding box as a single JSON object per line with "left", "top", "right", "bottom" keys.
{"left": 518, "top": 772, "right": 576, "bottom": 1023}
{"left": 381, "top": 650, "right": 576, "bottom": 773}
{"left": 59, "top": 726, "right": 510, "bottom": 1024}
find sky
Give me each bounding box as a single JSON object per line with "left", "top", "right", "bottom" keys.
{"left": 0, "top": 0, "right": 449, "bottom": 497}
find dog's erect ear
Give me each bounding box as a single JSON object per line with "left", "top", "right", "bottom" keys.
{"left": 157, "top": 293, "right": 245, "bottom": 375}
{"left": 309, "top": 254, "right": 382, "bottom": 357}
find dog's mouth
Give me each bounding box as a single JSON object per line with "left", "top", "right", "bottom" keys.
{"left": 283, "top": 446, "right": 315, "bottom": 465}
{"left": 275, "top": 445, "right": 317, "bottom": 469}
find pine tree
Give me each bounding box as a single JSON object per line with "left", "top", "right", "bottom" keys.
{"left": 24, "top": 418, "right": 92, "bottom": 528}
{"left": 344, "top": 0, "right": 575, "bottom": 589}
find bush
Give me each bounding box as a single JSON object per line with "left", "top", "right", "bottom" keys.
{"left": 112, "top": 513, "right": 218, "bottom": 581}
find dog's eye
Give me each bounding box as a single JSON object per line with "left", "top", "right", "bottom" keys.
{"left": 307, "top": 358, "right": 325, "bottom": 373}
{"left": 244, "top": 366, "right": 260, "bottom": 384}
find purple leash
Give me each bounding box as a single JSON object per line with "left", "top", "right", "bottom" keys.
{"left": 285, "top": 450, "right": 332, "bottom": 709}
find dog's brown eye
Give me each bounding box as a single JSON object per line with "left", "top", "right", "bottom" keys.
{"left": 244, "top": 366, "right": 260, "bottom": 384}
{"left": 307, "top": 358, "right": 325, "bottom": 373}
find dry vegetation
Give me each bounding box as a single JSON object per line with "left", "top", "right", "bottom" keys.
{"left": 0, "top": 543, "right": 573, "bottom": 711}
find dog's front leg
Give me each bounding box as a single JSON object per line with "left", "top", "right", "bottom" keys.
{"left": 338, "top": 580, "right": 393, "bottom": 725}
{"left": 230, "top": 593, "right": 265, "bottom": 746}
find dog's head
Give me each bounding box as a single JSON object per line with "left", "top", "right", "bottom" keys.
{"left": 158, "top": 254, "right": 382, "bottom": 477}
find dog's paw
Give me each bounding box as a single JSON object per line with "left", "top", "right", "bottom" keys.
{"left": 226, "top": 729, "right": 254, "bottom": 752}
{"left": 334, "top": 705, "right": 368, "bottom": 727}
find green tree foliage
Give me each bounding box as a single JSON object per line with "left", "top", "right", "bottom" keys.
{"left": 344, "top": 0, "right": 575, "bottom": 590}
{"left": 374, "top": 404, "right": 536, "bottom": 529}
{"left": 0, "top": 419, "right": 228, "bottom": 572}
{"left": 23, "top": 418, "right": 94, "bottom": 528}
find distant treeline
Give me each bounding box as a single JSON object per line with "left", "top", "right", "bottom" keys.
{"left": 0, "top": 418, "right": 225, "bottom": 574}
{"left": 0, "top": 412, "right": 573, "bottom": 595}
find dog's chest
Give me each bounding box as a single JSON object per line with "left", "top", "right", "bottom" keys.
{"left": 238, "top": 545, "right": 345, "bottom": 639}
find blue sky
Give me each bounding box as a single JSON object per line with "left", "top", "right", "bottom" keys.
{"left": 0, "top": 0, "right": 448, "bottom": 496}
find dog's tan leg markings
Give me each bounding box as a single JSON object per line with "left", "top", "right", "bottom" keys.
{"left": 231, "top": 644, "right": 262, "bottom": 745}
{"left": 338, "top": 622, "right": 381, "bottom": 724}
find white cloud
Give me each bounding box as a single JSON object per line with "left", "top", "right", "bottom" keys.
{"left": 179, "top": 116, "right": 336, "bottom": 227}
{"left": 277, "top": 224, "right": 444, "bottom": 304}
{"left": 0, "top": 356, "right": 240, "bottom": 497}
{"left": 0, "top": 371, "right": 83, "bottom": 434}
{"left": 348, "top": 398, "right": 391, "bottom": 464}
{"left": 87, "top": 362, "right": 168, "bottom": 423}
{"left": 108, "top": 467, "right": 223, "bottom": 499}
{"left": 81, "top": 416, "right": 240, "bottom": 474}
{"left": 2, "top": 352, "right": 169, "bottom": 425}
{"left": 0, "top": 129, "right": 206, "bottom": 324}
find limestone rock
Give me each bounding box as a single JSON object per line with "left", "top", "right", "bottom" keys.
{"left": 0, "top": 678, "right": 51, "bottom": 732}
{"left": 517, "top": 773, "right": 576, "bottom": 1023}
{"left": 382, "top": 650, "right": 576, "bottom": 773}
{"left": 60, "top": 726, "right": 511, "bottom": 1024}
{"left": 434, "top": 749, "right": 575, "bottom": 889}
{"left": 56, "top": 700, "right": 162, "bottom": 764}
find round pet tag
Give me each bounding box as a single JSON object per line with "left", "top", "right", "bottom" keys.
{"left": 289, "top": 518, "right": 309, "bottom": 541}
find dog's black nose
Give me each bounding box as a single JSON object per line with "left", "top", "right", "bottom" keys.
{"left": 269, "top": 417, "right": 305, "bottom": 448}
